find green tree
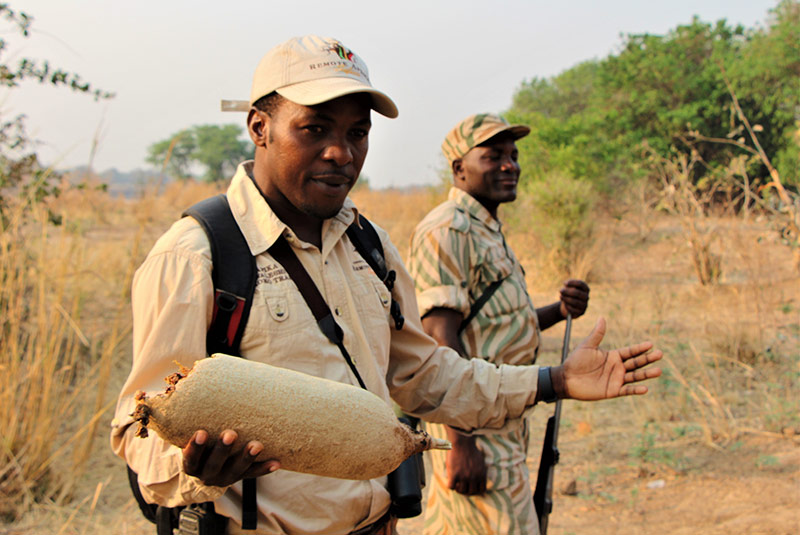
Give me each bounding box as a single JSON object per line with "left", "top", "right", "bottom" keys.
{"left": 512, "top": 60, "right": 600, "bottom": 120}
{"left": 508, "top": 2, "right": 800, "bottom": 192}
{"left": 725, "top": 0, "right": 800, "bottom": 184}
{"left": 595, "top": 17, "right": 765, "bottom": 183}
{"left": 145, "top": 129, "right": 195, "bottom": 180}
{"left": 147, "top": 124, "right": 253, "bottom": 182}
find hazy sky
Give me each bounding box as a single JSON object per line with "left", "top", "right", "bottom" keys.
{"left": 8, "top": 0, "right": 779, "bottom": 189}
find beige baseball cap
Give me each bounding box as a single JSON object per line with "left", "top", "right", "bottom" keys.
{"left": 221, "top": 35, "right": 397, "bottom": 118}
{"left": 441, "top": 113, "right": 530, "bottom": 163}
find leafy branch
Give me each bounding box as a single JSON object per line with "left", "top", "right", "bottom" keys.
{"left": 0, "top": 3, "right": 114, "bottom": 227}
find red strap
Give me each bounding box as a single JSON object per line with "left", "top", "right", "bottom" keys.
{"left": 210, "top": 290, "right": 246, "bottom": 351}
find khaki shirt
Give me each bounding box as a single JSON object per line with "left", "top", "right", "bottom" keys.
{"left": 111, "top": 163, "right": 540, "bottom": 535}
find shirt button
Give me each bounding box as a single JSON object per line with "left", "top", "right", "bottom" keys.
{"left": 334, "top": 306, "right": 342, "bottom": 316}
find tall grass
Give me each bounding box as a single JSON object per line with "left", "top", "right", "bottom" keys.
{"left": 350, "top": 186, "right": 445, "bottom": 261}
{"left": 0, "top": 190, "right": 134, "bottom": 520}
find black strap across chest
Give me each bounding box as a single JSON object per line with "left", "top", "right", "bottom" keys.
{"left": 458, "top": 277, "right": 505, "bottom": 334}
{"left": 267, "top": 235, "right": 367, "bottom": 389}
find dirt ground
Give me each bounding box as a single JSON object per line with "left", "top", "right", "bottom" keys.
{"left": 28, "top": 425, "right": 795, "bottom": 535}
{"left": 393, "top": 431, "right": 800, "bottom": 535}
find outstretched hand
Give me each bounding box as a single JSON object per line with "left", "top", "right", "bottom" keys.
{"left": 554, "top": 317, "right": 663, "bottom": 401}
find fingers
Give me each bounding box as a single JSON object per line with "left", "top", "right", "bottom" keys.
{"left": 562, "top": 279, "right": 590, "bottom": 293}
{"left": 618, "top": 342, "right": 656, "bottom": 361}
{"left": 466, "top": 470, "right": 487, "bottom": 495}
{"left": 449, "top": 475, "right": 486, "bottom": 495}
{"left": 624, "top": 366, "right": 662, "bottom": 384}
{"left": 560, "top": 280, "right": 590, "bottom": 317}
{"left": 243, "top": 460, "right": 281, "bottom": 479}
{"left": 226, "top": 440, "right": 278, "bottom": 480}
{"left": 182, "top": 430, "right": 280, "bottom": 487}
{"left": 621, "top": 348, "right": 661, "bottom": 370}
{"left": 619, "top": 384, "right": 650, "bottom": 396}
{"left": 620, "top": 348, "right": 662, "bottom": 390}
{"left": 182, "top": 429, "right": 210, "bottom": 477}
{"left": 201, "top": 429, "right": 238, "bottom": 479}
{"left": 577, "top": 317, "right": 606, "bottom": 350}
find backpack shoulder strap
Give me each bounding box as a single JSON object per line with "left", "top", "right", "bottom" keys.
{"left": 182, "top": 194, "right": 257, "bottom": 356}
{"left": 346, "top": 214, "right": 405, "bottom": 330}
{"left": 128, "top": 195, "right": 259, "bottom": 532}
{"left": 181, "top": 193, "right": 259, "bottom": 530}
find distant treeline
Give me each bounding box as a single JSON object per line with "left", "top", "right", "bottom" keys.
{"left": 506, "top": 0, "right": 800, "bottom": 194}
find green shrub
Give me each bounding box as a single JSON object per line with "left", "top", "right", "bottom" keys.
{"left": 522, "top": 172, "right": 596, "bottom": 278}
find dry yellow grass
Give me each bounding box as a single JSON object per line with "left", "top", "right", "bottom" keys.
{"left": 1, "top": 181, "right": 797, "bottom": 534}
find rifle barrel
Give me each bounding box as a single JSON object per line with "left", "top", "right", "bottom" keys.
{"left": 534, "top": 313, "right": 572, "bottom": 535}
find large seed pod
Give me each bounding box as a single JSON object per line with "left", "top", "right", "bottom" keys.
{"left": 132, "top": 354, "right": 450, "bottom": 480}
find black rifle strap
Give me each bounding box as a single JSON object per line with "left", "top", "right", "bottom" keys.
{"left": 268, "top": 235, "right": 367, "bottom": 390}
{"left": 346, "top": 214, "right": 404, "bottom": 330}
{"left": 458, "top": 278, "right": 506, "bottom": 334}
{"left": 182, "top": 193, "right": 258, "bottom": 531}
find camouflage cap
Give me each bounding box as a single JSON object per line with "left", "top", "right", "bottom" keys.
{"left": 441, "top": 113, "right": 530, "bottom": 163}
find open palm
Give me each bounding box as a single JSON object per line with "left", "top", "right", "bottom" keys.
{"left": 562, "top": 318, "right": 663, "bottom": 400}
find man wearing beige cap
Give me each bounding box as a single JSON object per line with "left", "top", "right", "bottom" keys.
{"left": 112, "top": 36, "right": 661, "bottom": 535}
{"left": 407, "top": 114, "right": 591, "bottom": 535}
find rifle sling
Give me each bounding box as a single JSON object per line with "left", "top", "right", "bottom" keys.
{"left": 458, "top": 277, "right": 506, "bottom": 334}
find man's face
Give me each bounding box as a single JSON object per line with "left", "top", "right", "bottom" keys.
{"left": 454, "top": 134, "right": 521, "bottom": 211}
{"left": 251, "top": 93, "right": 371, "bottom": 221}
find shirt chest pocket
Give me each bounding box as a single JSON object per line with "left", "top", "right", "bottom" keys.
{"left": 238, "top": 281, "right": 326, "bottom": 375}
{"left": 240, "top": 281, "right": 318, "bottom": 344}
{"left": 473, "top": 245, "right": 528, "bottom": 318}
{"left": 350, "top": 276, "right": 391, "bottom": 323}
{"left": 349, "top": 275, "right": 391, "bottom": 359}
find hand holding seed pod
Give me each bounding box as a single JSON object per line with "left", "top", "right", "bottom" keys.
{"left": 132, "top": 354, "right": 450, "bottom": 481}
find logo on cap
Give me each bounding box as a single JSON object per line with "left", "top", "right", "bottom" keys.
{"left": 328, "top": 42, "right": 354, "bottom": 61}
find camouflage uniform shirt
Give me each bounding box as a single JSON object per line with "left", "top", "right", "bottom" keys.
{"left": 408, "top": 187, "right": 541, "bottom": 535}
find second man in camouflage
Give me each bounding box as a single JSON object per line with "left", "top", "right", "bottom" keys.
{"left": 407, "top": 113, "right": 590, "bottom": 535}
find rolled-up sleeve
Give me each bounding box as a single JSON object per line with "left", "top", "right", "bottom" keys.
{"left": 384, "top": 233, "right": 539, "bottom": 434}
{"left": 408, "top": 224, "right": 471, "bottom": 319}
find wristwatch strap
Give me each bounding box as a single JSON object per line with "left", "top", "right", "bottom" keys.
{"left": 538, "top": 366, "right": 558, "bottom": 403}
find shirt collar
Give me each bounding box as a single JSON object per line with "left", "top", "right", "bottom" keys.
{"left": 448, "top": 187, "right": 502, "bottom": 232}
{"left": 226, "top": 161, "right": 357, "bottom": 256}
